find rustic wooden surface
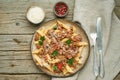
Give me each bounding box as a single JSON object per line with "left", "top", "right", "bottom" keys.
{"left": 0, "top": 0, "right": 119, "bottom": 80}
{"left": 0, "top": 0, "right": 74, "bottom": 80}
{"left": 114, "top": 0, "right": 120, "bottom": 80}
{"left": 115, "top": 0, "right": 120, "bottom": 19}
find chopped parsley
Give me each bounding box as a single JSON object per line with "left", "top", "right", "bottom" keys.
{"left": 67, "top": 58, "right": 74, "bottom": 65}
{"left": 38, "top": 40, "right": 43, "bottom": 45}
{"left": 52, "top": 50, "right": 59, "bottom": 56}
{"left": 53, "top": 65, "right": 57, "bottom": 70}
{"left": 66, "top": 39, "right": 71, "bottom": 45}
{"left": 38, "top": 36, "right": 45, "bottom": 45}
{"left": 53, "top": 25, "right": 57, "bottom": 30}
{"left": 40, "top": 36, "right": 45, "bottom": 41}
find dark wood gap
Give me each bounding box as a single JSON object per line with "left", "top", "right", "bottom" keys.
{"left": 0, "top": 34, "right": 34, "bottom": 35}
{"left": 0, "top": 73, "right": 46, "bottom": 75}
{"left": 0, "top": 59, "right": 32, "bottom": 60}
{"left": 0, "top": 50, "right": 30, "bottom": 51}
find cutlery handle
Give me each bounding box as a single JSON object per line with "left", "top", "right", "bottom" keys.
{"left": 93, "top": 46, "right": 99, "bottom": 77}
{"left": 99, "top": 50, "right": 104, "bottom": 78}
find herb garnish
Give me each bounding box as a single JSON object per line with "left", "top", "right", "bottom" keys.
{"left": 68, "top": 58, "right": 74, "bottom": 65}
{"left": 53, "top": 65, "right": 58, "bottom": 70}
{"left": 53, "top": 25, "right": 57, "bottom": 30}
{"left": 52, "top": 50, "right": 59, "bottom": 56}
{"left": 38, "top": 36, "right": 45, "bottom": 45}
{"left": 66, "top": 39, "right": 71, "bottom": 45}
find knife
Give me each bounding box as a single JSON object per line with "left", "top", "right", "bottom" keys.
{"left": 97, "top": 17, "right": 104, "bottom": 78}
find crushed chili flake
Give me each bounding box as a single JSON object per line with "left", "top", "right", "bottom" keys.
{"left": 54, "top": 2, "right": 68, "bottom": 17}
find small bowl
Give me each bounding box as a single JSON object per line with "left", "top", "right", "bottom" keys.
{"left": 54, "top": 2, "right": 68, "bottom": 18}
{"left": 26, "top": 6, "right": 45, "bottom": 24}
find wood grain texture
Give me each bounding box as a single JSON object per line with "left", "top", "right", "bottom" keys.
{"left": 0, "top": 0, "right": 75, "bottom": 79}
{"left": 0, "top": 35, "right": 32, "bottom": 50}
{"left": 0, "top": 0, "right": 74, "bottom": 34}
{"left": 0, "top": 51, "right": 31, "bottom": 60}
{"left": 115, "top": 0, "right": 120, "bottom": 7}
{"left": 0, "top": 11, "right": 73, "bottom": 34}
{"left": 114, "top": 74, "right": 120, "bottom": 80}
{"left": 0, "top": 74, "right": 51, "bottom": 80}
{"left": 0, "top": 60, "right": 43, "bottom": 73}
{"left": 0, "top": 0, "right": 119, "bottom": 80}
{"left": 114, "top": 7, "right": 120, "bottom": 19}
{"left": 114, "top": 2, "right": 120, "bottom": 79}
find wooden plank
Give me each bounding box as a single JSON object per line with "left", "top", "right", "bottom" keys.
{"left": 114, "top": 73, "right": 120, "bottom": 80}
{"left": 0, "top": 12, "right": 73, "bottom": 35}
{"left": 0, "top": 0, "right": 74, "bottom": 34}
{"left": 0, "top": 74, "right": 50, "bottom": 80}
{"left": 0, "top": 0, "right": 74, "bottom": 13}
{"left": 0, "top": 50, "right": 119, "bottom": 80}
{"left": 0, "top": 60, "right": 43, "bottom": 73}
{"left": 0, "top": 51, "right": 31, "bottom": 60}
{"left": 115, "top": 0, "right": 120, "bottom": 7}
{"left": 0, "top": 35, "right": 32, "bottom": 50}
{"left": 114, "top": 7, "right": 120, "bottom": 19}
{"left": 113, "top": 1, "right": 120, "bottom": 79}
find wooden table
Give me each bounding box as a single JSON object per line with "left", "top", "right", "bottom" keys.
{"left": 0, "top": 0, "right": 119, "bottom": 80}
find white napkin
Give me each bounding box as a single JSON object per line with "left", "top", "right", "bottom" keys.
{"left": 73, "top": 0, "right": 115, "bottom": 54}
{"left": 76, "top": 12, "right": 120, "bottom": 80}
{"left": 52, "top": 0, "right": 120, "bottom": 80}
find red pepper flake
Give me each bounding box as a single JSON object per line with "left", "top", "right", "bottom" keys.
{"left": 54, "top": 2, "right": 68, "bottom": 17}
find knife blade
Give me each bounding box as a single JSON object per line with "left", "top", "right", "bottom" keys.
{"left": 97, "top": 17, "right": 104, "bottom": 78}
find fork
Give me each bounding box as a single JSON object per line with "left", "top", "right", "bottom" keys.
{"left": 90, "top": 33, "right": 99, "bottom": 77}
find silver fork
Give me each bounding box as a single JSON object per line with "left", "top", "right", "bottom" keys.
{"left": 90, "top": 33, "right": 99, "bottom": 77}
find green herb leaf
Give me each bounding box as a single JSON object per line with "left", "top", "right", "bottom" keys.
{"left": 39, "top": 40, "right": 43, "bottom": 45}
{"left": 53, "top": 25, "right": 57, "bottom": 30}
{"left": 66, "top": 39, "right": 71, "bottom": 45}
{"left": 40, "top": 36, "right": 45, "bottom": 41}
{"left": 68, "top": 58, "right": 74, "bottom": 65}
{"left": 52, "top": 50, "right": 59, "bottom": 56}
{"left": 53, "top": 65, "right": 57, "bottom": 70}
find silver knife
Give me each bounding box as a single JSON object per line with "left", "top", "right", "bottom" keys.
{"left": 97, "top": 17, "right": 104, "bottom": 78}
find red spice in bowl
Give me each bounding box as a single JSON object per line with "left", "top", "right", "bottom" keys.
{"left": 54, "top": 2, "right": 68, "bottom": 17}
